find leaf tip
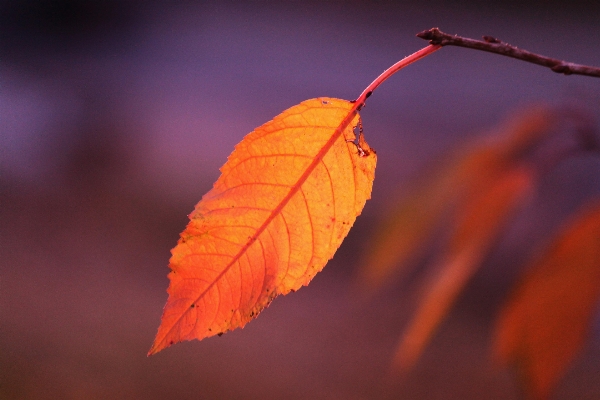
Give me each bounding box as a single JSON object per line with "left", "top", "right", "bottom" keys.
{"left": 147, "top": 338, "right": 168, "bottom": 356}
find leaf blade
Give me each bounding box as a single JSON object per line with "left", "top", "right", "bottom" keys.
{"left": 392, "top": 166, "right": 535, "bottom": 370}
{"left": 149, "top": 98, "right": 376, "bottom": 355}
{"left": 357, "top": 106, "right": 554, "bottom": 292}
{"left": 494, "top": 200, "right": 600, "bottom": 399}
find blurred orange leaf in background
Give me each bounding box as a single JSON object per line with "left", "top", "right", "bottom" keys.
{"left": 494, "top": 200, "right": 600, "bottom": 400}
{"left": 393, "top": 166, "right": 535, "bottom": 370}
{"left": 353, "top": 103, "right": 600, "bottom": 398}
{"left": 149, "top": 98, "right": 377, "bottom": 355}
{"left": 358, "top": 106, "right": 554, "bottom": 293}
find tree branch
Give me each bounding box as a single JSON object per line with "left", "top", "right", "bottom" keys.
{"left": 417, "top": 28, "right": 600, "bottom": 78}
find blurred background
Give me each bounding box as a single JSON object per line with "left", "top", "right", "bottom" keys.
{"left": 2, "top": 1, "right": 600, "bottom": 398}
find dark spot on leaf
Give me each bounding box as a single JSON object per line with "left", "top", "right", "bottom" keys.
{"left": 218, "top": 332, "right": 223, "bottom": 337}
{"left": 190, "top": 304, "right": 195, "bottom": 308}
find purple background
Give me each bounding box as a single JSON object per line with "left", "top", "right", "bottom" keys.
{"left": 2, "top": 1, "right": 600, "bottom": 398}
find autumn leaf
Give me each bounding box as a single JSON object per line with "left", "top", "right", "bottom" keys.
{"left": 392, "top": 166, "right": 535, "bottom": 370}
{"left": 148, "top": 43, "right": 440, "bottom": 355}
{"left": 358, "top": 106, "right": 554, "bottom": 292}
{"left": 149, "top": 98, "right": 376, "bottom": 355}
{"left": 494, "top": 200, "right": 600, "bottom": 400}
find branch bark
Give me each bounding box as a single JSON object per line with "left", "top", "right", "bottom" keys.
{"left": 417, "top": 28, "right": 600, "bottom": 78}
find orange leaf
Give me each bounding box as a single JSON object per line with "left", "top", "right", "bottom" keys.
{"left": 149, "top": 98, "right": 377, "bottom": 355}
{"left": 358, "top": 106, "right": 554, "bottom": 292}
{"left": 356, "top": 168, "right": 458, "bottom": 292}
{"left": 393, "top": 166, "right": 534, "bottom": 370}
{"left": 494, "top": 200, "right": 600, "bottom": 400}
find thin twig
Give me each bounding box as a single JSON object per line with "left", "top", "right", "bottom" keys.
{"left": 417, "top": 28, "right": 600, "bottom": 78}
